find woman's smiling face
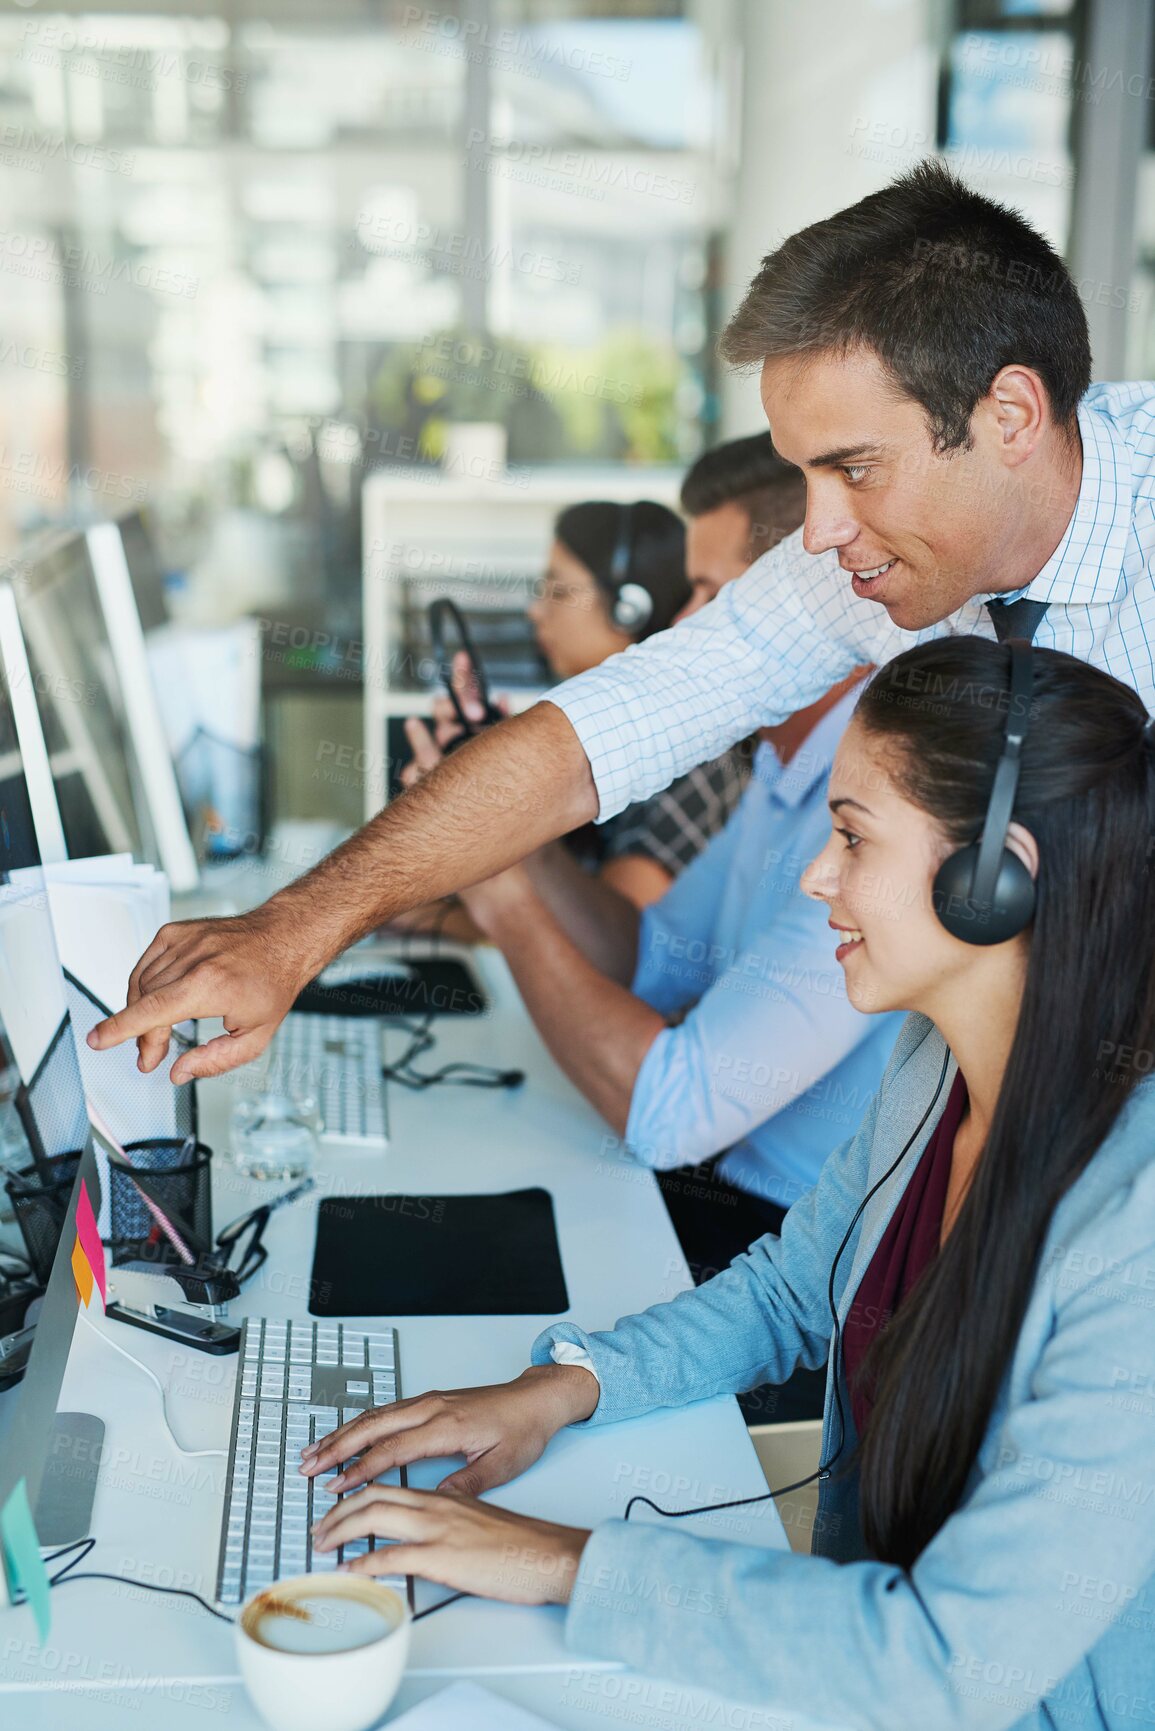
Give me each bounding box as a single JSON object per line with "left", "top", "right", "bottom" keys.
{"left": 801, "top": 717, "right": 985, "bottom": 1016}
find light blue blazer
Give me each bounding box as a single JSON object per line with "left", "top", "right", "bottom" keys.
{"left": 534, "top": 1014, "right": 1155, "bottom": 1729}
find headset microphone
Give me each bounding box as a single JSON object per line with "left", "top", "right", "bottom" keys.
{"left": 932, "top": 640, "right": 1037, "bottom": 945}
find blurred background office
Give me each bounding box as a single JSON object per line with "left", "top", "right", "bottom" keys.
{"left": 0, "top": 0, "right": 1150, "bottom": 838}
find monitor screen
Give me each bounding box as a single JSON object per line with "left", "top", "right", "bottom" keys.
{"left": 0, "top": 660, "right": 43, "bottom": 875}
{"left": 13, "top": 531, "right": 154, "bottom": 865}
{"left": 114, "top": 509, "right": 170, "bottom": 636}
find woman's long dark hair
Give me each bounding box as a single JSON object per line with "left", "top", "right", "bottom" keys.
{"left": 853, "top": 637, "right": 1155, "bottom": 1569}
{"left": 554, "top": 500, "right": 689, "bottom": 640}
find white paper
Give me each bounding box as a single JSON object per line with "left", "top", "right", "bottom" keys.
{"left": 10, "top": 856, "right": 180, "bottom": 1233}
{"left": 0, "top": 884, "right": 70, "bottom": 1084}
{"left": 387, "top": 1681, "right": 563, "bottom": 1731}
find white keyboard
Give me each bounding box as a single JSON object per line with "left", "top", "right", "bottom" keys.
{"left": 267, "top": 1013, "right": 388, "bottom": 1147}
{"left": 215, "top": 1317, "right": 408, "bottom": 1607}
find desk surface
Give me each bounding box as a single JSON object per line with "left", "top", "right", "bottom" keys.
{"left": 1, "top": 883, "right": 794, "bottom": 1728}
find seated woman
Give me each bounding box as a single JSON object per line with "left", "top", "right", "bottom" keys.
{"left": 405, "top": 499, "right": 750, "bottom": 916}
{"left": 302, "top": 637, "right": 1155, "bottom": 1726}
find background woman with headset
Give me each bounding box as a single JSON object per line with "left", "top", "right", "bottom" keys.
{"left": 408, "top": 499, "right": 749, "bottom": 913}
{"left": 316, "top": 635, "right": 1155, "bottom": 1726}
{"left": 532, "top": 499, "right": 750, "bottom": 906}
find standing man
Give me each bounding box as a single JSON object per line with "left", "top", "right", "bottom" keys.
{"left": 92, "top": 161, "right": 1155, "bottom": 1078}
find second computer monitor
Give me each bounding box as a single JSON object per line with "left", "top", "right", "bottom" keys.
{"left": 2, "top": 526, "right": 197, "bottom": 890}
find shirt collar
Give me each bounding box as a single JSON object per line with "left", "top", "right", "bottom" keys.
{"left": 983, "top": 394, "right": 1133, "bottom": 611}
{"left": 761, "top": 683, "right": 864, "bottom": 811}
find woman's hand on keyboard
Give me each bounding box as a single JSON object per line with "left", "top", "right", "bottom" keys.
{"left": 311, "top": 1484, "right": 590, "bottom": 1605}
{"left": 298, "top": 1364, "right": 599, "bottom": 1497}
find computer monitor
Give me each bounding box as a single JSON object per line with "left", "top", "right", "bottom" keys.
{"left": 0, "top": 531, "right": 145, "bottom": 868}
{"left": 0, "top": 640, "right": 106, "bottom": 1579}
{"left": 0, "top": 605, "right": 49, "bottom": 877}
{"left": 0, "top": 583, "right": 69, "bottom": 868}
{"left": 111, "top": 508, "right": 170, "bottom": 635}
{"left": 87, "top": 521, "right": 198, "bottom": 891}
{"left": 1, "top": 527, "right": 196, "bottom": 890}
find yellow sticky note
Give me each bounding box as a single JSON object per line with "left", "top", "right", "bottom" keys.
{"left": 71, "top": 1237, "right": 94, "bottom": 1308}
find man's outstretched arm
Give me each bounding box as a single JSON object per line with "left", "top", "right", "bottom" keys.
{"left": 88, "top": 702, "right": 596, "bottom": 1082}
{"left": 89, "top": 547, "right": 881, "bottom": 1084}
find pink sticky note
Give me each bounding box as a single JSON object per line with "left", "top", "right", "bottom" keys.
{"left": 75, "top": 1178, "right": 106, "bottom": 1305}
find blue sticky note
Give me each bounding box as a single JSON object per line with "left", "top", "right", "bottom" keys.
{"left": 1, "top": 1477, "right": 51, "bottom": 1642}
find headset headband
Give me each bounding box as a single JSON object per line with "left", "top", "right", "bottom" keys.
{"left": 971, "top": 640, "right": 1033, "bottom": 912}
{"left": 609, "top": 503, "right": 634, "bottom": 590}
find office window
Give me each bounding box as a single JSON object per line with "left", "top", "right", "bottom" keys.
{"left": 941, "top": 1, "right": 1082, "bottom": 249}
{"left": 0, "top": 3, "right": 728, "bottom": 591}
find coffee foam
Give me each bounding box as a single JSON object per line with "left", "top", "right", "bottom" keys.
{"left": 242, "top": 1579, "right": 404, "bottom": 1657}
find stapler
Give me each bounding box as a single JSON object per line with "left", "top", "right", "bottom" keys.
{"left": 104, "top": 1258, "right": 242, "bottom": 1354}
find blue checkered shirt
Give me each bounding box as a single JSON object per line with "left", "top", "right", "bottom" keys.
{"left": 550, "top": 382, "right": 1155, "bottom": 818}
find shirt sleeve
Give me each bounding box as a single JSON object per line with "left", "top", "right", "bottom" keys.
{"left": 563, "top": 1207, "right": 1155, "bottom": 1731}
{"left": 631, "top": 809, "right": 741, "bottom": 1018}
{"left": 530, "top": 1046, "right": 899, "bottom": 1421}
{"left": 547, "top": 531, "right": 910, "bottom": 821}
{"left": 549, "top": 1341, "right": 600, "bottom": 1386}
{"left": 626, "top": 842, "right": 891, "bottom": 1169}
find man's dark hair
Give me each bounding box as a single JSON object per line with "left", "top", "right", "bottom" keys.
{"left": 679, "top": 433, "right": 805, "bottom": 559}
{"left": 719, "top": 160, "right": 1091, "bottom": 453}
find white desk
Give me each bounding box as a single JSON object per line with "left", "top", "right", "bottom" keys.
{"left": 0, "top": 921, "right": 798, "bottom": 1728}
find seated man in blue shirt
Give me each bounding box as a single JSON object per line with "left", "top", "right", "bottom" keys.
{"left": 407, "top": 436, "right": 904, "bottom": 1419}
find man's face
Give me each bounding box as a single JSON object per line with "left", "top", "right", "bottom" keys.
{"left": 761, "top": 347, "right": 1014, "bottom": 631}
{"left": 678, "top": 499, "right": 753, "bottom": 621}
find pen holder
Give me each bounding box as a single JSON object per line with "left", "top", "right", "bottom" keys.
{"left": 107, "top": 1138, "right": 214, "bottom": 1268}
{"left": 5, "top": 1151, "right": 84, "bottom": 1284}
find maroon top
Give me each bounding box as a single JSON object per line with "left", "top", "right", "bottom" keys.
{"left": 842, "top": 1072, "right": 968, "bottom": 1438}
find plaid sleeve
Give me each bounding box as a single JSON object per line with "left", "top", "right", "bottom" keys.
{"left": 601, "top": 748, "right": 749, "bottom": 875}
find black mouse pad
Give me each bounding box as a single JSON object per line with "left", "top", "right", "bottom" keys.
{"left": 293, "top": 956, "right": 487, "bottom": 1019}
{"left": 309, "top": 1186, "right": 568, "bottom": 1316}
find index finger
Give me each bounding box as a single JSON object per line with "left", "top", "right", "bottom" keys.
{"left": 127, "top": 927, "right": 176, "bottom": 1006}
{"left": 300, "top": 1398, "right": 432, "bottom": 1475}
{"left": 87, "top": 985, "right": 198, "bottom": 1054}
{"left": 303, "top": 1414, "right": 457, "bottom": 1492}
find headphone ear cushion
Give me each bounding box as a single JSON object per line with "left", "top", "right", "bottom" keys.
{"left": 612, "top": 582, "right": 653, "bottom": 633}
{"left": 933, "top": 844, "right": 1036, "bottom": 946}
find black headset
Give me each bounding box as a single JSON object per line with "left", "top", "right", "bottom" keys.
{"left": 931, "top": 639, "right": 1037, "bottom": 946}
{"left": 608, "top": 503, "right": 653, "bottom": 633}
{"left": 427, "top": 598, "right": 503, "bottom": 747}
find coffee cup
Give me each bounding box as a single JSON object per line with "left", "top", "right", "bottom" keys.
{"left": 236, "top": 1574, "right": 411, "bottom": 1731}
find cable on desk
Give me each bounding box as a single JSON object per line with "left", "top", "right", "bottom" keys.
{"left": 22, "top": 1538, "right": 469, "bottom": 1628}
{"left": 5, "top": 1538, "right": 238, "bottom": 1626}
{"left": 381, "top": 1014, "right": 523, "bottom": 1092}
{"left": 413, "top": 1589, "right": 471, "bottom": 1620}
{"left": 78, "top": 1308, "right": 227, "bottom": 1460}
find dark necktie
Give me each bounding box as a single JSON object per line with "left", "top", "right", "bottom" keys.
{"left": 986, "top": 596, "right": 1049, "bottom": 644}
